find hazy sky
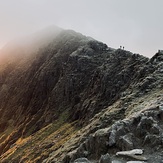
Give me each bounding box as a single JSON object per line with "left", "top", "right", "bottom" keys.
{"left": 0, "top": 0, "right": 163, "bottom": 57}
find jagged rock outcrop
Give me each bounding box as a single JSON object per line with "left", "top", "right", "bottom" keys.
{"left": 64, "top": 104, "right": 163, "bottom": 163}
{"left": 99, "top": 153, "right": 111, "bottom": 163}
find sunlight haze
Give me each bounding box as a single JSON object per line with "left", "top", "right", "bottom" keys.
{"left": 0, "top": 0, "right": 163, "bottom": 57}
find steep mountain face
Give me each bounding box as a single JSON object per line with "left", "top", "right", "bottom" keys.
{"left": 0, "top": 29, "right": 162, "bottom": 162}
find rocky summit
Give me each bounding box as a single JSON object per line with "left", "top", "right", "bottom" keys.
{"left": 0, "top": 28, "right": 162, "bottom": 163}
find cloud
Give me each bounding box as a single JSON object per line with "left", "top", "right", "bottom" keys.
{"left": 0, "top": 0, "right": 163, "bottom": 57}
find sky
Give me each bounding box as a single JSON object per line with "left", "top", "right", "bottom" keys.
{"left": 0, "top": 0, "right": 163, "bottom": 58}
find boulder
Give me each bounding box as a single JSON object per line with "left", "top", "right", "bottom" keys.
{"left": 112, "top": 161, "right": 123, "bottom": 163}
{"left": 116, "top": 149, "right": 143, "bottom": 156}
{"left": 116, "top": 149, "right": 147, "bottom": 161}
{"left": 127, "top": 161, "right": 146, "bottom": 163}
{"left": 143, "top": 134, "right": 161, "bottom": 146}
{"left": 99, "top": 153, "right": 111, "bottom": 163}
{"left": 136, "top": 116, "right": 155, "bottom": 137}
{"left": 108, "top": 120, "right": 130, "bottom": 147}
{"left": 117, "top": 133, "right": 134, "bottom": 150}
{"left": 74, "top": 157, "right": 91, "bottom": 163}
{"left": 108, "top": 129, "right": 116, "bottom": 146}
{"left": 150, "top": 124, "right": 160, "bottom": 135}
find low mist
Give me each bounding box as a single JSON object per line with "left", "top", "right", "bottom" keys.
{"left": 0, "top": 0, "right": 163, "bottom": 57}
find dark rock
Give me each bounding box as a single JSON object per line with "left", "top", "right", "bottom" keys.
{"left": 150, "top": 52, "right": 163, "bottom": 63}
{"left": 136, "top": 116, "right": 155, "bottom": 137}
{"left": 143, "top": 134, "right": 161, "bottom": 147}
{"left": 116, "top": 149, "right": 147, "bottom": 161}
{"left": 117, "top": 133, "right": 134, "bottom": 150}
{"left": 108, "top": 129, "right": 116, "bottom": 146}
{"left": 99, "top": 153, "right": 111, "bottom": 163}
{"left": 93, "top": 128, "right": 110, "bottom": 156}
{"left": 150, "top": 124, "right": 160, "bottom": 135}
{"left": 157, "top": 110, "right": 163, "bottom": 120}
{"left": 108, "top": 120, "right": 130, "bottom": 147}
{"left": 84, "top": 136, "right": 95, "bottom": 154}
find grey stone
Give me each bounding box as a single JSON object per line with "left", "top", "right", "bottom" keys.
{"left": 159, "top": 105, "right": 163, "bottom": 111}
{"left": 117, "top": 133, "right": 134, "bottom": 150}
{"left": 127, "top": 161, "right": 145, "bottom": 163}
{"left": 136, "top": 116, "right": 155, "bottom": 136}
{"left": 74, "top": 157, "right": 90, "bottom": 163}
{"left": 108, "top": 129, "right": 116, "bottom": 146}
{"left": 112, "top": 161, "right": 123, "bottom": 163}
{"left": 150, "top": 124, "right": 160, "bottom": 135}
{"left": 108, "top": 120, "right": 129, "bottom": 147}
{"left": 99, "top": 153, "right": 111, "bottom": 163}
{"left": 143, "top": 134, "right": 161, "bottom": 146}
{"left": 116, "top": 149, "right": 148, "bottom": 161}
{"left": 116, "top": 149, "right": 143, "bottom": 156}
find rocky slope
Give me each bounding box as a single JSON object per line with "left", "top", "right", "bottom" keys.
{"left": 0, "top": 28, "right": 162, "bottom": 163}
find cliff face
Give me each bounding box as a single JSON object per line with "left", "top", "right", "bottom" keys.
{"left": 0, "top": 29, "right": 162, "bottom": 162}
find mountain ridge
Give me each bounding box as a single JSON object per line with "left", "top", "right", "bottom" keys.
{"left": 0, "top": 28, "right": 162, "bottom": 162}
